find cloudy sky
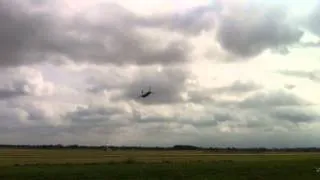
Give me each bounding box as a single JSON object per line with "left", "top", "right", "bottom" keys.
{"left": 1, "top": 0, "right": 320, "bottom": 148}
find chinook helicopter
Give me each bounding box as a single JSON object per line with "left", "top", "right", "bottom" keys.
{"left": 139, "top": 86, "right": 153, "bottom": 98}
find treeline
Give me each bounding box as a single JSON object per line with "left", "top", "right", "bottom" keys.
{"left": 1, "top": 144, "right": 320, "bottom": 152}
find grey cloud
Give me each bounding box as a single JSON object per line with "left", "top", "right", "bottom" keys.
{"left": 245, "top": 119, "right": 271, "bottom": 130}
{"left": 0, "top": 1, "right": 194, "bottom": 67}
{"left": 142, "top": 5, "right": 217, "bottom": 35}
{"left": 7, "top": 100, "right": 55, "bottom": 125}
{"left": 284, "top": 84, "right": 296, "bottom": 90}
{"left": 0, "top": 0, "right": 53, "bottom": 67}
{"left": 0, "top": 98, "right": 55, "bottom": 127}
{"left": 0, "top": 101, "right": 26, "bottom": 128}
{"left": 85, "top": 65, "right": 136, "bottom": 94}
{"left": 210, "top": 106, "right": 318, "bottom": 132}
{"left": 0, "top": 67, "right": 54, "bottom": 99}
{"left": 2, "top": 124, "right": 318, "bottom": 148}
{"left": 299, "top": 41, "right": 320, "bottom": 48}
{"left": 307, "top": 2, "right": 320, "bottom": 37}
{"left": 133, "top": 106, "right": 241, "bottom": 130}
{"left": 1, "top": 97, "right": 319, "bottom": 147}
{"left": 213, "top": 111, "right": 233, "bottom": 122}
{"left": 134, "top": 116, "right": 168, "bottom": 125}
{"left": 64, "top": 105, "right": 126, "bottom": 126}
{"left": 216, "top": 2, "right": 303, "bottom": 58}
{"left": 0, "top": 90, "right": 26, "bottom": 100}
{"left": 2, "top": 0, "right": 320, "bottom": 148}
{"left": 213, "top": 80, "right": 262, "bottom": 94}
{"left": 0, "top": 125, "right": 113, "bottom": 145}
{"left": 186, "top": 80, "right": 261, "bottom": 105}
{"left": 238, "top": 90, "right": 310, "bottom": 108}
{"left": 25, "top": 105, "right": 49, "bottom": 122}
{"left": 269, "top": 107, "right": 320, "bottom": 124}
{"left": 186, "top": 91, "right": 239, "bottom": 107}
{"left": 189, "top": 120, "right": 218, "bottom": 128}
{"left": 3, "top": 94, "right": 78, "bottom": 127}
{"left": 0, "top": 79, "right": 41, "bottom": 99}
{"left": 278, "top": 70, "right": 320, "bottom": 82}
{"left": 43, "top": 18, "right": 191, "bottom": 66}
{"left": 186, "top": 88, "right": 215, "bottom": 104}
{"left": 189, "top": 111, "right": 234, "bottom": 128}
{"left": 0, "top": 0, "right": 311, "bottom": 68}
{"left": 28, "top": 0, "right": 46, "bottom": 5}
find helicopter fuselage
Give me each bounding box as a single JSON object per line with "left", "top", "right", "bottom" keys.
{"left": 140, "top": 91, "right": 152, "bottom": 98}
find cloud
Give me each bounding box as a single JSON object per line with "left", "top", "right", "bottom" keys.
{"left": 1, "top": 0, "right": 308, "bottom": 68}
{"left": 0, "top": 67, "right": 55, "bottom": 99}
{"left": 83, "top": 64, "right": 138, "bottom": 94}
{"left": 269, "top": 107, "right": 320, "bottom": 124}
{"left": 278, "top": 70, "right": 320, "bottom": 83}
{"left": 142, "top": 5, "right": 217, "bottom": 35}
{"left": 284, "top": 84, "right": 296, "bottom": 90}
{"left": 213, "top": 80, "right": 262, "bottom": 94}
{"left": 238, "top": 90, "right": 311, "bottom": 108}
{"left": 5, "top": 97, "right": 72, "bottom": 126}
{"left": 1, "top": 0, "right": 320, "bottom": 148}
{"left": 307, "top": 2, "right": 320, "bottom": 37}
{"left": 185, "top": 80, "right": 262, "bottom": 105}
{"left": 0, "top": 101, "right": 27, "bottom": 128}
{"left": 64, "top": 104, "right": 128, "bottom": 126}
{"left": 42, "top": 12, "right": 191, "bottom": 66}
{"left": 0, "top": 0, "right": 194, "bottom": 67}
{"left": 299, "top": 41, "right": 320, "bottom": 48}
{"left": 216, "top": 1, "right": 303, "bottom": 58}
{"left": 0, "top": 0, "right": 53, "bottom": 67}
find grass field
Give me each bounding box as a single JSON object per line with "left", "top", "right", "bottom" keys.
{"left": 1, "top": 148, "right": 320, "bottom": 179}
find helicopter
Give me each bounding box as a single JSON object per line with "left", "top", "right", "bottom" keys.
{"left": 139, "top": 86, "right": 153, "bottom": 98}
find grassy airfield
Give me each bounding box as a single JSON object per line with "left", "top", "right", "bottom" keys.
{"left": 1, "top": 148, "right": 320, "bottom": 179}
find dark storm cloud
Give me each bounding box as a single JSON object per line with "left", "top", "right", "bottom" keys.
{"left": 42, "top": 17, "right": 191, "bottom": 66}
{"left": 0, "top": 0, "right": 53, "bottom": 67}
{"left": 0, "top": 0, "right": 204, "bottom": 67}
{"left": 1, "top": 0, "right": 307, "bottom": 67}
{"left": 216, "top": 2, "right": 303, "bottom": 58}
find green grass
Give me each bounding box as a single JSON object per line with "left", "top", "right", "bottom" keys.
{"left": 1, "top": 149, "right": 320, "bottom": 179}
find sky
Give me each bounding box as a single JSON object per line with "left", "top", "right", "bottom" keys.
{"left": 0, "top": 0, "right": 320, "bottom": 148}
